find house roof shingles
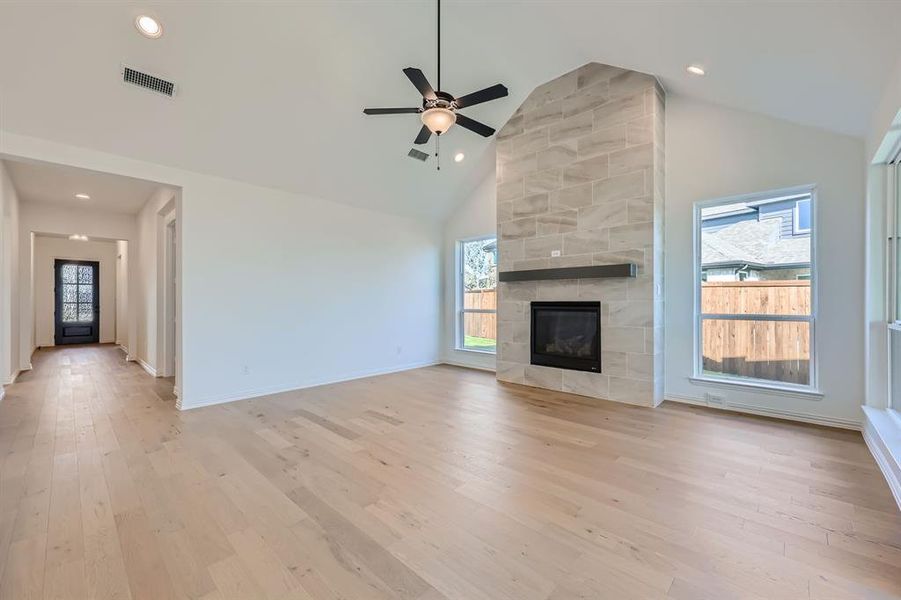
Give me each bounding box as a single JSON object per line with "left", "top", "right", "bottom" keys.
{"left": 701, "top": 218, "right": 810, "bottom": 268}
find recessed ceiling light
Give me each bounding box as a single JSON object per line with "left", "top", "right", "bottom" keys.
{"left": 135, "top": 15, "right": 162, "bottom": 39}
{"left": 454, "top": 152, "right": 465, "bottom": 163}
{"left": 686, "top": 65, "right": 706, "bottom": 76}
{"left": 74, "top": 193, "right": 91, "bottom": 200}
{"left": 68, "top": 234, "right": 89, "bottom": 241}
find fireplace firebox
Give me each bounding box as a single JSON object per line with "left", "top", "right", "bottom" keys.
{"left": 530, "top": 301, "right": 602, "bottom": 373}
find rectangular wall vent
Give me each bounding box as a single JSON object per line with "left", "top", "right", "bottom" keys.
{"left": 408, "top": 148, "right": 429, "bottom": 162}
{"left": 121, "top": 65, "right": 176, "bottom": 97}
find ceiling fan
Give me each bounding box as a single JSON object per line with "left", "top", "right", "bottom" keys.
{"left": 362, "top": 0, "right": 508, "bottom": 167}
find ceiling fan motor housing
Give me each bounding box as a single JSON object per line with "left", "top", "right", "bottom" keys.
{"left": 424, "top": 91, "right": 457, "bottom": 109}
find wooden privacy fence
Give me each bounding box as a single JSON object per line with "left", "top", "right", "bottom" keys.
{"left": 464, "top": 289, "right": 497, "bottom": 339}
{"left": 701, "top": 281, "right": 811, "bottom": 384}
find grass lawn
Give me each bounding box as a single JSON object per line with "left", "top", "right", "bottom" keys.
{"left": 464, "top": 335, "right": 496, "bottom": 350}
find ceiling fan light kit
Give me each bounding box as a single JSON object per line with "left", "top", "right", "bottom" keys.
{"left": 421, "top": 107, "right": 456, "bottom": 134}
{"left": 362, "top": 0, "right": 508, "bottom": 169}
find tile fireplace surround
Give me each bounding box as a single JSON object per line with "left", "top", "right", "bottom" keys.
{"left": 495, "top": 62, "right": 665, "bottom": 407}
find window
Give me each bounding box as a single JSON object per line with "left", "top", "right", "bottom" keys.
{"left": 61, "top": 263, "right": 94, "bottom": 323}
{"left": 695, "top": 187, "right": 815, "bottom": 390}
{"left": 458, "top": 237, "right": 497, "bottom": 352}
{"left": 794, "top": 198, "right": 812, "bottom": 234}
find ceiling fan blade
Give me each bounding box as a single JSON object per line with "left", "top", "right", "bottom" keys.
{"left": 403, "top": 68, "right": 437, "bottom": 100}
{"left": 363, "top": 107, "right": 421, "bottom": 115}
{"left": 454, "top": 83, "right": 508, "bottom": 109}
{"left": 413, "top": 124, "right": 432, "bottom": 145}
{"left": 455, "top": 113, "right": 496, "bottom": 137}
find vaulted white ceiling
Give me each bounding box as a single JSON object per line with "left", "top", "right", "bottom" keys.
{"left": 1, "top": 2, "right": 899, "bottom": 220}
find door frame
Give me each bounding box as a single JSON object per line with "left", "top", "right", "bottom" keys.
{"left": 162, "top": 217, "right": 177, "bottom": 377}
{"left": 54, "top": 259, "right": 100, "bottom": 345}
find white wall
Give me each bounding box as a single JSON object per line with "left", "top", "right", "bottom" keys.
{"left": 2, "top": 133, "right": 442, "bottom": 409}
{"left": 867, "top": 56, "right": 901, "bottom": 163}
{"left": 0, "top": 161, "right": 21, "bottom": 384}
{"left": 665, "top": 96, "right": 866, "bottom": 426}
{"left": 441, "top": 172, "right": 497, "bottom": 371}
{"left": 32, "top": 236, "right": 118, "bottom": 346}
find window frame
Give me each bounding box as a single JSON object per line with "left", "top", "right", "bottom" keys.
{"left": 887, "top": 160, "right": 901, "bottom": 412}
{"left": 793, "top": 198, "right": 812, "bottom": 235}
{"left": 456, "top": 235, "right": 497, "bottom": 354}
{"left": 887, "top": 160, "right": 901, "bottom": 325}
{"left": 692, "top": 184, "right": 819, "bottom": 394}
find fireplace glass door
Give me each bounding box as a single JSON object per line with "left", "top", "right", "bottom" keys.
{"left": 531, "top": 301, "right": 601, "bottom": 372}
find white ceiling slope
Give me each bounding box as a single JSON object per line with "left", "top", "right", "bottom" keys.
{"left": 1, "top": 2, "right": 899, "bottom": 220}
{"left": 3, "top": 158, "right": 163, "bottom": 215}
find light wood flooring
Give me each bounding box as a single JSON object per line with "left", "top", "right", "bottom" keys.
{"left": 0, "top": 344, "right": 899, "bottom": 599}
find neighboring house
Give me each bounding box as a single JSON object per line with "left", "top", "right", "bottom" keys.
{"left": 701, "top": 194, "right": 811, "bottom": 281}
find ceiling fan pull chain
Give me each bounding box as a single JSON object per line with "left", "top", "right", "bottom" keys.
{"left": 436, "top": 133, "right": 441, "bottom": 171}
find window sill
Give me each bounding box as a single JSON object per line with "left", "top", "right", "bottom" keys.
{"left": 689, "top": 376, "right": 823, "bottom": 400}
{"left": 454, "top": 347, "right": 496, "bottom": 356}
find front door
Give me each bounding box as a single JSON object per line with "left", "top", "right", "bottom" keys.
{"left": 54, "top": 259, "right": 100, "bottom": 345}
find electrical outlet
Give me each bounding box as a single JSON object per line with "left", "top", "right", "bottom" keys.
{"left": 704, "top": 392, "right": 725, "bottom": 407}
{"left": 551, "top": 250, "right": 561, "bottom": 258}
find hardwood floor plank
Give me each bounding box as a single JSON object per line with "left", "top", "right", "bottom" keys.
{"left": 0, "top": 534, "right": 45, "bottom": 600}
{"left": 113, "top": 508, "right": 177, "bottom": 600}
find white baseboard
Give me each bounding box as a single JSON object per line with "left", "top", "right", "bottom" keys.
{"left": 4, "top": 369, "right": 22, "bottom": 386}
{"left": 440, "top": 359, "right": 496, "bottom": 372}
{"left": 665, "top": 392, "right": 707, "bottom": 406}
{"left": 136, "top": 358, "right": 158, "bottom": 377}
{"left": 179, "top": 359, "right": 440, "bottom": 411}
{"left": 0, "top": 386, "right": 4, "bottom": 403}
{"left": 862, "top": 407, "right": 901, "bottom": 511}
{"left": 664, "top": 394, "right": 861, "bottom": 430}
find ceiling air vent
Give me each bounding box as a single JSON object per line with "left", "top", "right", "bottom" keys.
{"left": 408, "top": 148, "right": 430, "bottom": 162}
{"left": 121, "top": 65, "right": 176, "bottom": 98}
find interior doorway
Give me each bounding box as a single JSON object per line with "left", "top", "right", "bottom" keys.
{"left": 163, "top": 218, "right": 177, "bottom": 377}
{"left": 54, "top": 259, "right": 99, "bottom": 344}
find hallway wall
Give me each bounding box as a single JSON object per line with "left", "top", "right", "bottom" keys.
{"left": 0, "top": 161, "right": 21, "bottom": 384}
{"left": 32, "top": 236, "right": 118, "bottom": 346}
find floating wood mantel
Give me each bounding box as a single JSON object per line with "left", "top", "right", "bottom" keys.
{"left": 498, "top": 264, "right": 637, "bottom": 282}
